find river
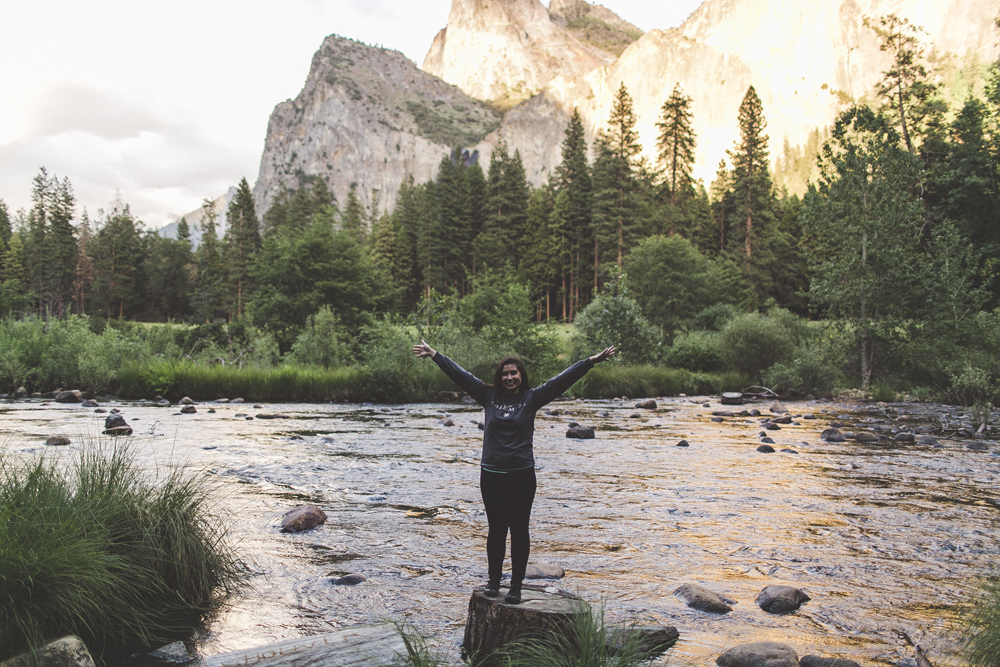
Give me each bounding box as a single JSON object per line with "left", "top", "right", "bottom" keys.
{"left": 2, "top": 395, "right": 998, "bottom": 666}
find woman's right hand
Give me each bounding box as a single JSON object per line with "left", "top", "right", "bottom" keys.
{"left": 412, "top": 339, "right": 437, "bottom": 358}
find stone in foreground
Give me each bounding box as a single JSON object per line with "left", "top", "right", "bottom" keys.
{"left": 566, "top": 426, "right": 595, "bottom": 438}
{"left": 525, "top": 563, "right": 565, "bottom": 579}
{"left": 281, "top": 504, "right": 328, "bottom": 533}
{"left": 463, "top": 585, "right": 589, "bottom": 665}
{"left": 1, "top": 636, "right": 96, "bottom": 667}
{"left": 674, "top": 583, "right": 733, "bottom": 613}
{"left": 45, "top": 435, "right": 72, "bottom": 447}
{"left": 755, "top": 584, "right": 810, "bottom": 613}
{"left": 716, "top": 641, "right": 798, "bottom": 667}
{"left": 197, "top": 623, "right": 407, "bottom": 667}
{"left": 607, "top": 625, "right": 679, "bottom": 656}
{"left": 103, "top": 414, "right": 133, "bottom": 436}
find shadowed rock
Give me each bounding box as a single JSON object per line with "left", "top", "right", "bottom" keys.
{"left": 821, "top": 428, "right": 845, "bottom": 442}
{"left": 894, "top": 432, "right": 915, "bottom": 442}
{"left": 256, "top": 413, "right": 290, "bottom": 419}
{"left": 45, "top": 435, "right": 71, "bottom": 447}
{"left": 331, "top": 574, "right": 365, "bottom": 585}
{"left": 103, "top": 414, "right": 132, "bottom": 436}
{"left": 800, "top": 656, "right": 861, "bottom": 667}
{"left": 438, "top": 418, "right": 455, "bottom": 426}
{"left": 607, "top": 625, "right": 679, "bottom": 656}
{"left": 180, "top": 405, "right": 197, "bottom": 414}
{"left": 716, "top": 642, "right": 798, "bottom": 667}
{"left": 854, "top": 432, "right": 878, "bottom": 442}
{"left": 676, "top": 439, "right": 690, "bottom": 447}
{"left": 674, "top": 583, "right": 733, "bottom": 613}
{"left": 567, "top": 426, "right": 595, "bottom": 438}
{"left": 635, "top": 399, "right": 657, "bottom": 409}
{"left": 755, "top": 584, "right": 810, "bottom": 613}
{"left": 757, "top": 444, "right": 775, "bottom": 452}
{"left": 149, "top": 641, "right": 192, "bottom": 663}
{"left": 525, "top": 563, "right": 565, "bottom": 579}
{"left": 1, "top": 636, "right": 96, "bottom": 667}
{"left": 281, "top": 504, "right": 327, "bottom": 533}
{"left": 55, "top": 390, "right": 83, "bottom": 403}
{"left": 769, "top": 401, "right": 789, "bottom": 414}
{"left": 81, "top": 399, "right": 99, "bottom": 407}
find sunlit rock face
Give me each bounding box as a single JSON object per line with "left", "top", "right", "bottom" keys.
{"left": 253, "top": 35, "right": 500, "bottom": 215}
{"left": 421, "top": 0, "right": 614, "bottom": 105}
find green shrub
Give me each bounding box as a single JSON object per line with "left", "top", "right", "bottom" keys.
{"left": 0, "top": 444, "right": 245, "bottom": 660}
{"left": 690, "top": 303, "right": 739, "bottom": 331}
{"left": 287, "top": 305, "right": 351, "bottom": 368}
{"left": 764, "top": 346, "right": 843, "bottom": 397}
{"left": 664, "top": 331, "right": 725, "bottom": 372}
{"left": 870, "top": 383, "right": 897, "bottom": 402}
{"left": 720, "top": 310, "right": 798, "bottom": 382}
{"left": 948, "top": 363, "right": 995, "bottom": 407}
{"left": 571, "top": 270, "right": 661, "bottom": 366}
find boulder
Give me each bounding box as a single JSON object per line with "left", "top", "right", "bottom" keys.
{"left": 821, "top": 428, "right": 845, "bottom": 442}
{"left": 769, "top": 401, "right": 789, "bottom": 414}
{"left": 280, "top": 504, "right": 327, "bottom": 533}
{"left": 716, "top": 642, "right": 798, "bottom": 667}
{"left": 721, "top": 392, "right": 744, "bottom": 405}
{"left": 180, "top": 396, "right": 194, "bottom": 404}
{"left": 769, "top": 415, "right": 792, "bottom": 424}
{"left": 255, "top": 413, "right": 290, "bottom": 419}
{"left": 331, "top": 574, "right": 365, "bottom": 585}
{"left": 673, "top": 583, "right": 733, "bottom": 614}
{"left": 756, "top": 444, "right": 775, "bottom": 453}
{"left": 45, "top": 435, "right": 71, "bottom": 447}
{"left": 676, "top": 439, "right": 690, "bottom": 447}
{"left": 967, "top": 442, "right": 990, "bottom": 452}
{"left": 525, "top": 563, "right": 565, "bottom": 579}
{"left": 854, "top": 432, "right": 879, "bottom": 442}
{"left": 762, "top": 422, "right": 780, "bottom": 431}
{"left": 438, "top": 418, "right": 455, "bottom": 426}
{"left": 156, "top": 399, "right": 170, "bottom": 406}
{"left": 802, "top": 413, "right": 816, "bottom": 419}
{"left": 149, "top": 641, "right": 192, "bottom": 663}
{"left": 917, "top": 436, "right": 939, "bottom": 446}
{"left": 15, "top": 386, "right": 27, "bottom": 398}
{"left": 748, "top": 408, "right": 761, "bottom": 416}
{"left": 799, "top": 656, "right": 861, "bottom": 667}
{"left": 894, "top": 432, "right": 915, "bottom": 442}
{"left": 711, "top": 417, "right": 724, "bottom": 422}
{"left": 81, "top": 399, "right": 99, "bottom": 408}
{"left": 94, "top": 408, "right": 107, "bottom": 414}
{"left": 759, "top": 437, "right": 775, "bottom": 445}
{"left": 180, "top": 405, "right": 197, "bottom": 414}
{"left": 231, "top": 397, "right": 244, "bottom": 403}
{"left": 0, "top": 636, "right": 96, "bottom": 667}
{"left": 635, "top": 399, "right": 657, "bottom": 409}
{"left": 207, "top": 408, "right": 216, "bottom": 414}
{"left": 755, "top": 584, "right": 810, "bottom": 614}
{"left": 214, "top": 398, "right": 230, "bottom": 403}
{"left": 55, "top": 390, "right": 83, "bottom": 403}
{"left": 566, "top": 426, "right": 595, "bottom": 439}
{"left": 102, "top": 414, "right": 132, "bottom": 436}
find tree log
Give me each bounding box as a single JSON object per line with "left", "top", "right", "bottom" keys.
{"left": 463, "top": 585, "right": 590, "bottom": 665}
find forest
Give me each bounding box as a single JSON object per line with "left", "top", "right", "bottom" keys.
{"left": 0, "top": 16, "right": 998, "bottom": 405}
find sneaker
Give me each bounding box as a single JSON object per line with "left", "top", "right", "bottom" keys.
{"left": 484, "top": 582, "right": 500, "bottom": 597}
{"left": 504, "top": 588, "right": 522, "bottom": 604}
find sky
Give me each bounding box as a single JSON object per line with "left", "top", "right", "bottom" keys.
{"left": 0, "top": 0, "right": 705, "bottom": 230}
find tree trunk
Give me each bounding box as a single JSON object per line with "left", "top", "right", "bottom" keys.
{"left": 463, "top": 585, "right": 590, "bottom": 666}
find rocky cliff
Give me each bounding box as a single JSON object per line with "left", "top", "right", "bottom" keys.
{"left": 253, "top": 36, "right": 499, "bottom": 216}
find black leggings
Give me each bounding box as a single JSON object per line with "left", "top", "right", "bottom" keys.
{"left": 480, "top": 467, "right": 536, "bottom": 589}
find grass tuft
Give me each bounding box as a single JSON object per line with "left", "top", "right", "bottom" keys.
{"left": 961, "top": 577, "right": 1000, "bottom": 667}
{"left": 0, "top": 443, "right": 245, "bottom": 661}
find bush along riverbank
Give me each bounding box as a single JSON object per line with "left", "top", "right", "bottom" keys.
{"left": 0, "top": 443, "right": 246, "bottom": 662}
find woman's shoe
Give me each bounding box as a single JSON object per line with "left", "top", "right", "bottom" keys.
{"left": 484, "top": 582, "right": 500, "bottom": 597}
{"left": 504, "top": 588, "right": 522, "bottom": 604}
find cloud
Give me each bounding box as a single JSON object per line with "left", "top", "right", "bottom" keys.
{"left": 28, "top": 84, "right": 171, "bottom": 141}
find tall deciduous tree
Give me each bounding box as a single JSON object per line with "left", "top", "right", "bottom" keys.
{"left": 656, "top": 83, "right": 697, "bottom": 209}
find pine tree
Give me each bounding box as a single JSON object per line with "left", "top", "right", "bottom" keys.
{"left": 0, "top": 198, "right": 11, "bottom": 252}
{"left": 341, "top": 185, "right": 366, "bottom": 239}
{"left": 554, "top": 109, "right": 593, "bottom": 318}
{"left": 73, "top": 209, "right": 95, "bottom": 315}
{"left": 194, "top": 198, "right": 224, "bottom": 321}
{"left": 710, "top": 159, "right": 731, "bottom": 255}
{"left": 656, "top": 83, "right": 697, "bottom": 209}
{"left": 224, "top": 177, "right": 261, "bottom": 318}
{"left": 45, "top": 176, "right": 77, "bottom": 316}
{"left": 0, "top": 233, "right": 30, "bottom": 316}
{"left": 87, "top": 198, "right": 141, "bottom": 320}
{"left": 728, "top": 86, "right": 772, "bottom": 259}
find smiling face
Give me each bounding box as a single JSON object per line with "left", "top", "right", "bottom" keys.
{"left": 500, "top": 363, "right": 522, "bottom": 395}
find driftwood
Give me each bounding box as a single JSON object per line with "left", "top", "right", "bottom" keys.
{"left": 463, "top": 585, "right": 590, "bottom": 665}
{"left": 198, "top": 623, "right": 407, "bottom": 667}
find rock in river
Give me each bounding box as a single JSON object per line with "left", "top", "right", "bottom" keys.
{"left": 331, "top": 573, "right": 365, "bottom": 585}
{"left": 674, "top": 583, "right": 733, "bottom": 613}
{"left": 769, "top": 401, "right": 789, "bottom": 414}
{"left": 800, "top": 656, "right": 861, "bottom": 667}
{"left": 45, "top": 435, "right": 71, "bottom": 446}
{"left": 676, "top": 439, "right": 690, "bottom": 447}
{"left": 281, "top": 504, "right": 327, "bottom": 533}
{"left": 821, "top": 428, "right": 845, "bottom": 442}
{"left": 180, "top": 405, "right": 197, "bottom": 414}
{"left": 755, "top": 584, "right": 810, "bottom": 613}
{"left": 55, "top": 390, "right": 83, "bottom": 403}
{"left": 716, "top": 642, "right": 798, "bottom": 667}
{"left": 2, "top": 635, "right": 97, "bottom": 667}
{"left": 81, "top": 399, "right": 99, "bottom": 407}
{"left": 103, "top": 414, "right": 132, "bottom": 436}
{"left": 525, "top": 563, "right": 565, "bottom": 579}
{"left": 566, "top": 426, "right": 595, "bottom": 439}
{"left": 635, "top": 399, "right": 657, "bottom": 409}
{"left": 756, "top": 444, "right": 775, "bottom": 453}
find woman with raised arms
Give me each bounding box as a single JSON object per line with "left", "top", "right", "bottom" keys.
{"left": 413, "top": 340, "right": 615, "bottom": 603}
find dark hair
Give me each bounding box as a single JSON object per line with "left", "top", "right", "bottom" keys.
{"left": 492, "top": 357, "right": 530, "bottom": 394}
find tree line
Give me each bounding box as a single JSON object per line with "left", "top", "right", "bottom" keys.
{"left": 0, "top": 14, "right": 997, "bottom": 394}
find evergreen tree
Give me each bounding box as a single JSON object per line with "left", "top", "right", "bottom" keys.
{"left": 45, "top": 176, "right": 77, "bottom": 316}
{"left": 728, "top": 85, "right": 772, "bottom": 260}
{"left": 0, "top": 233, "right": 30, "bottom": 316}
{"left": 709, "top": 159, "right": 732, "bottom": 255}
{"left": 73, "top": 209, "right": 95, "bottom": 315}
{"left": 223, "top": 177, "right": 261, "bottom": 318}
{"left": 554, "top": 109, "right": 593, "bottom": 318}
{"left": 475, "top": 143, "right": 530, "bottom": 273}
{"left": 87, "top": 198, "right": 142, "bottom": 319}
{"left": 341, "top": 185, "right": 366, "bottom": 239}
{"left": 193, "top": 198, "right": 224, "bottom": 321}
{"left": 25, "top": 168, "right": 51, "bottom": 313}
{"left": 465, "top": 161, "right": 489, "bottom": 278}
{"left": 0, "top": 199, "right": 11, "bottom": 252}
{"left": 391, "top": 176, "right": 423, "bottom": 308}
{"left": 656, "top": 83, "right": 697, "bottom": 209}
{"left": 367, "top": 210, "right": 411, "bottom": 312}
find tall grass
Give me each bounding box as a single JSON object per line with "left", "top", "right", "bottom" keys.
{"left": 495, "top": 603, "right": 672, "bottom": 667}
{"left": 961, "top": 578, "right": 1000, "bottom": 667}
{"left": 571, "top": 364, "right": 744, "bottom": 399}
{"left": 0, "top": 443, "right": 245, "bottom": 661}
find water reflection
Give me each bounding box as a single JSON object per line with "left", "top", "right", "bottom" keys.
{"left": 0, "top": 397, "right": 997, "bottom": 665}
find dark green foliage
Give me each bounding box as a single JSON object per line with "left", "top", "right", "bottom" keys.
{"left": 719, "top": 309, "right": 800, "bottom": 382}
{"left": 572, "top": 270, "right": 660, "bottom": 365}
{"left": 0, "top": 444, "right": 244, "bottom": 661}
{"left": 664, "top": 331, "right": 726, "bottom": 372}
{"left": 224, "top": 178, "right": 261, "bottom": 318}
{"left": 961, "top": 577, "right": 1000, "bottom": 667}
{"left": 656, "top": 83, "right": 697, "bottom": 208}
{"left": 571, "top": 364, "right": 742, "bottom": 399}
{"left": 403, "top": 98, "right": 500, "bottom": 148}
{"left": 87, "top": 200, "right": 144, "bottom": 320}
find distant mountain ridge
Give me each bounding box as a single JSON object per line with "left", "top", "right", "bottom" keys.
{"left": 249, "top": 0, "right": 1000, "bottom": 219}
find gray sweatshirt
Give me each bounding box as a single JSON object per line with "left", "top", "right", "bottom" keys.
{"left": 432, "top": 353, "right": 595, "bottom": 471}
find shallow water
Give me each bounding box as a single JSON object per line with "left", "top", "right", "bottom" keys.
{"left": 2, "top": 396, "right": 998, "bottom": 666}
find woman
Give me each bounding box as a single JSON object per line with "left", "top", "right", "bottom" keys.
{"left": 412, "top": 340, "right": 615, "bottom": 603}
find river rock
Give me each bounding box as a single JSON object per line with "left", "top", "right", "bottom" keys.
{"left": 438, "top": 418, "right": 455, "bottom": 426}
{"left": 331, "top": 574, "right": 365, "bottom": 585}
{"left": 94, "top": 408, "right": 106, "bottom": 413}
{"left": 545, "top": 408, "right": 561, "bottom": 415}
{"left": 55, "top": 390, "right": 83, "bottom": 403}
{"left": 45, "top": 435, "right": 71, "bottom": 446}
{"left": 749, "top": 408, "right": 761, "bottom": 416}
{"left": 917, "top": 436, "right": 939, "bottom": 446}
{"left": 525, "top": 563, "right": 565, "bottom": 579}
{"left": 676, "top": 439, "right": 690, "bottom": 447}
{"left": 155, "top": 399, "right": 170, "bottom": 406}
{"left": 967, "top": 442, "right": 990, "bottom": 452}
{"left": 81, "top": 399, "right": 99, "bottom": 407}
{"left": 214, "top": 398, "right": 230, "bottom": 403}
{"left": 0, "top": 635, "right": 96, "bottom": 667}
{"left": 800, "top": 656, "right": 861, "bottom": 667}
{"left": 15, "top": 386, "right": 27, "bottom": 398}
{"left": 759, "top": 437, "right": 775, "bottom": 445}
{"left": 802, "top": 413, "right": 816, "bottom": 419}
{"left": 180, "top": 396, "right": 194, "bottom": 404}
{"left": 716, "top": 642, "right": 798, "bottom": 667}
{"left": 256, "top": 413, "right": 290, "bottom": 419}
{"left": 673, "top": 583, "right": 733, "bottom": 613}
{"left": 635, "top": 399, "right": 657, "bottom": 409}
{"left": 721, "top": 392, "right": 744, "bottom": 405}
{"left": 755, "top": 584, "right": 810, "bottom": 613}
{"left": 855, "top": 432, "right": 879, "bottom": 442}
{"left": 769, "top": 401, "right": 789, "bottom": 414}
{"left": 103, "top": 414, "right": 132, "bottom": 436}
{"left": 780, "top": 448, "right": 799, "bottom": 454}
{"left": 231, "top": 397, "right": 244, "bottom": 403}
{"left": 207, "top": 408, "right": 216, "bottom": 414}
{"left": 180, "top": 405, "right": 197, "bottom": 414}
{"left": 770, "top": 415, "right": 792, "bottom": 424}
{"left": 762, "top": 422, "right": 780, "bottom": 430}
{"left": 894, "top": 432, "right": 915, "bottom": 442}
{"left": 149, "top": 641, "right": 192, "bottom": 663}
{"left": 280, "top": 504, "right": 327, "bottom": 533}
{"left": 711, "top": 417, "right": 724, "bottom": 422}
{"left": 607, "top": 625, "right": 679, "bottom": 656}
{"left": 756, "top": 444, "right": 775, "bottom": 453}
{"left": 567, "top": 426, "right": 595, "bottom": 438}
{"left": 821, "top": 428, "right": 845, "bottom": 442}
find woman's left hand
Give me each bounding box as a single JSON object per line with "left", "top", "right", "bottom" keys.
{"left": 589, "top": 346, "right": 616, "bottom": 363}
